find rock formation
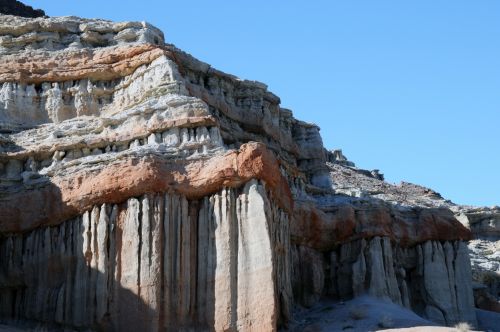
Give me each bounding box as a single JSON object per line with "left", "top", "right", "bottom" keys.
{"left": 0, "top": 0, "right": 44, "bottom": 18}
{"left": 1, "top": 181, "right": 290, "bottom": 331}
{"left": 326, "top": 151, "right": 500, "bottom": 318}
{"left": 0, "top": 6, "right": 490, "bottom": 332}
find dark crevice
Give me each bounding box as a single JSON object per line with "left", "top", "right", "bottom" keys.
{"left": 137, "top": 199, "right": 143, "bottom": 298}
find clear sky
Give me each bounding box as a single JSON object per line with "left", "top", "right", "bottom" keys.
{"left": 24, "top": 0, "right": 500, "bottom": 207}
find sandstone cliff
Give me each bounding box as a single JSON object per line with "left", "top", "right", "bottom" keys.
{"left": 0, "top": 10, "right": 485, "bottom": 332}
{"left": 327, "top": 152, "right": 500, "bottom": 314}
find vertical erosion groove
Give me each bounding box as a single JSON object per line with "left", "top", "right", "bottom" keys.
{"left": 0, "top": 182, "right": 290, "bottom": 331}
{"left": 302, "top": 237, "right": 477, "bottom": 327}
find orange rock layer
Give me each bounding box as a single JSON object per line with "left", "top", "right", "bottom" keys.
{"left": 0, "top": 44, "right": 166, "bottom": 84}
{"left": 0, "top": 142, "right": 292, "bottom": 233}
{"left": 291, "top": 201, "right": 472, "bottom": 249}
{"left": 0, "top": 43, "right": 472, "bottom": 248}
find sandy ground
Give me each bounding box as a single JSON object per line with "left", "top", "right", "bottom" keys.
{"left": 1, "top": 297, "right": 499, "bottom": 331}
{"left": 476, "top": 309, "right": 500, "bottom": 332}
{"left": 285, "top": 296, "right": 434, "bottom": 332}
{"left": 284, "top": 296, "right": 499, "bottom": 332}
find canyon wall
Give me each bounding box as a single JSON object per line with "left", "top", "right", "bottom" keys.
{"left": 0, "top": 11, "right": 481, "bottom": 331}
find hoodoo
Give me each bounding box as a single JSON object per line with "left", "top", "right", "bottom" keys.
{"left": 0, "top": 3, "right": 497, "bottom": 332}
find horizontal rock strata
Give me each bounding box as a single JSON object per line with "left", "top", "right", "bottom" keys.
{"left": 291, "top": 201, "right": 471, "bottom": 250}
{"left": 0, "top": 142, "right": 292, "bottom": 233}
{"left": 326, "top": 150, "right": 499, "bottom": 317}
{"left": 0, "top": 12, "right": 480, "bottom": 331}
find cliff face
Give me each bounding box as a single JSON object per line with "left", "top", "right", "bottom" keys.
{"left": 463, "top": 208, "right": 500, "bottom": 312}
{"left": 1, "top": 181, "right": 290, "bottom": 331}
{"left": 327, "top": 154, "right": 500, "bottom": 313}
{"left": 0, "top": 13, "right": 481, "bottom": 331}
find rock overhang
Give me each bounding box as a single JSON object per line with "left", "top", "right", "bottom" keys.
{"left": 0, "top": 142, "right": 292, "bottom": 233}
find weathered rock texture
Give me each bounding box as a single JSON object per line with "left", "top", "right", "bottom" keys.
{"left": 328, "top": 153, "right": 500, "bottom": 307}
{"left": 458, "top": 207, "right": 500, "bottom": 240}
{"left": 0, "top": 181, "right": 290, "bottom": 331}
{"left": 0, "top": 11, "right": 481, "bottom": 331}
{"left": 459, "top": 208, "right": 500, "bottom": 305}
{"left": 327, "top": 153, "right": 500, "bottom": 310}
{"left": 292, "top": 238, "right": 476, "bottom": 326}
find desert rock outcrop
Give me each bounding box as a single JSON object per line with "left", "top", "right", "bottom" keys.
{"left": 0, "top": 7, "right": 483, "bottom": 331}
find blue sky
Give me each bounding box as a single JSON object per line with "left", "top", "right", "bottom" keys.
{"left": 24, "top": 1, "right": 499, "bottom": 206}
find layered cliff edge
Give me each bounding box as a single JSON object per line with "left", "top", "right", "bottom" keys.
{"left": 0, "top": 10, "right": 497, "bottom": 331}
{"left": 327, "top": 153, "right": 500, "bottom": 314}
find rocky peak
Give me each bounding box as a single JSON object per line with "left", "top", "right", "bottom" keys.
{"left": 0, "top": 0, "right": 45, "bottom": 18}
{"left": 327, "top": 148, "right": 355, "bottom": 167}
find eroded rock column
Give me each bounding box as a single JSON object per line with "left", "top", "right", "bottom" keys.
{"left": 0, "top": 180, "right": 290, "bottom": 331}
{"left": 293, "top": 236, "right": 477, "bottom": 326}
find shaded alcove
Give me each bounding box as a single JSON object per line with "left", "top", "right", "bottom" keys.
{"left": 0, "top": 193, "right": 219, "bottom": 331}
